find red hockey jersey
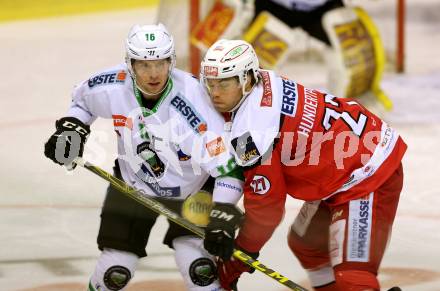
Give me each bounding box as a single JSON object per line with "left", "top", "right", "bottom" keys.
{"left": 228, "top": 70, "right": 407, "bottom": 252}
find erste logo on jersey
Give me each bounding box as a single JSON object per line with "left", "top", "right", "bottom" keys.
{"left": 88, "top": 70, "right": 127, "bottom": 88}
{"left": 281, "top": 77, "right": 298, "bottom": 117}
{"left": 250, "top": 175, "right": 271, "bottom": 195}
{"left": 170, "top": 94, "right": 208, "bottom": 134}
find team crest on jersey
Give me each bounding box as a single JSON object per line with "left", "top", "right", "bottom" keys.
{"left": 250, "top": 175, "right": 271, "bottom": 195}
{"left": 170, "top": 94, "right": 208, "bottom": 134}
{"left": 231, "top": 132, "right": 261, "bottom": 166}
{"left": 88, "top": 70, "right": 127, "bottom": 88}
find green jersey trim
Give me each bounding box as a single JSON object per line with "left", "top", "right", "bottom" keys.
{"left": 133, "top": 77, "right": 173, "bottom": 117}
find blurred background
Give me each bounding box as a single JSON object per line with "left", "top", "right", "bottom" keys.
{"left": 1, "top": 0, "right": 439, "bottom": 290}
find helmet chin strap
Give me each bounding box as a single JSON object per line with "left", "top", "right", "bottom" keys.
{"left": 227, "top": 90, "right": 249, "bottom": 113}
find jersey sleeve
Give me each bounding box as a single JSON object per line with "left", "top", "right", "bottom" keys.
{"left": 212, "top": 175, "right": 243, "bottom": 204}
{"left": 235, "top": 147, "right": 287, "bottom": 253}
{"left": 66, "top": 80, "right": 95, "bottom": 124}
{"left": 66, "top": 74, "right": 117, "bottom": 125}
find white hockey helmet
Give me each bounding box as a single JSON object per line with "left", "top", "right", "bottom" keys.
{"left": 200, "top": 39, "right": 259, "bottom": 94}
{"left": 125, "top": 23, "right": 176, "bottom": 78}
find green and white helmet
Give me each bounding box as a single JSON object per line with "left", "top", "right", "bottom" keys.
{"left": 125, "top": 23, "right": 176, "bottom": 89}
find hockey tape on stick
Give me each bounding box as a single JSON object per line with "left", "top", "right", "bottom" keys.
{"left": 72, "top": 157, "right": 308, "bottom": 291}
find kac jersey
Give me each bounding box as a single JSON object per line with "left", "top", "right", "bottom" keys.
{"left": 67, "top": 64, "right": 241, "bottom": 201}
{"left": 228, "top": 70, "right": 407, "bottom": 252}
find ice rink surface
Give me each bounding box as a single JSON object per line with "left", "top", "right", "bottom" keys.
{"left": 1, "top": 2, "right": 439, "bottom": 290}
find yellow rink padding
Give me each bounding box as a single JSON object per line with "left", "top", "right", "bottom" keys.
{"left": 355, "top": 7, "right": 393, "bottom": 111}
{"left": 0, "top": 0, "right": 158, "bottom": 22}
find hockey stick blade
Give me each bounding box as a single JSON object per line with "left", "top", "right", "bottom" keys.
{"left": 73, "top": 157, "right": 308, "bottom": 291}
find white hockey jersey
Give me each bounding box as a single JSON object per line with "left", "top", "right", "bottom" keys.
{"left": 67, "top": 64, "right": 241, "bottom": 201}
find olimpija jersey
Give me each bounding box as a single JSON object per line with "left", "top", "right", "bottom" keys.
{"left": 67, "top": 64, "right": 239, "bottom": 200}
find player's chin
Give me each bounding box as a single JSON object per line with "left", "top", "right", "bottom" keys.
{"left": 214, "top": 104, "right": 228, "bottom": 113}
{"left": 212, "top": 102, "right": 228, "bottom": 113}
{"left": 146, "top": 84, "right": 163, "bottom": 94}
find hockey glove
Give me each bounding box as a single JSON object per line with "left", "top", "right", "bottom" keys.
{"left": 204, "top": 202, "right": 243, "bottom": 260}
{"left": 44, "top": 117, "right": 90, "bottom": 168}
{"left": 217, "top": 248, "right": 259, "bottom": 291}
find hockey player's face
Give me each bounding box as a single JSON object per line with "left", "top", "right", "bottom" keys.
{"left": 205, "top": 77, "right": 242, "bottom": 112}
{"left": 133, "top": 59, "right": 171, "bottom": 96}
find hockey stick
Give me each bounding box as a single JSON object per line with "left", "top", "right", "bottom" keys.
{"left": 72, "top": 157, "right": 308, "bottom": 291}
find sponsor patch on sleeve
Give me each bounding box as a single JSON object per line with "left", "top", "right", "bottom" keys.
{"left": 112, "top": 114, "right": 133, "bottom": 129}
{"left": 206, "top": 137, "right": 226, "bottom": 157}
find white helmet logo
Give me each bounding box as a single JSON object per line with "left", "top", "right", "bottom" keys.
{"left": 250, "top": 175, "right": 271, "bottom": 195}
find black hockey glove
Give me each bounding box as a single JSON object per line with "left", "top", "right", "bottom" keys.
{"left": 204, "top": 202, "right": 243, "bottom": 260}
{"left": 44, "top": 117, "right": 90, "bottom": 168}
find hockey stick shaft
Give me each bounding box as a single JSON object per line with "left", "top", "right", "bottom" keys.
{"left": 73, "top": 157, "right": 308, "bottom": 291}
